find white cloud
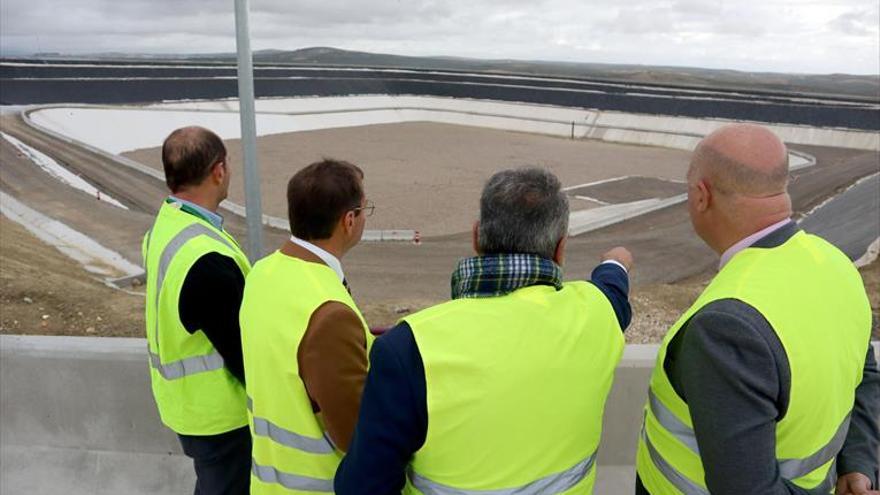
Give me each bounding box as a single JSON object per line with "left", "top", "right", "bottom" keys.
{"left": 1, "top": 0, "right": 877, "bottom": 74}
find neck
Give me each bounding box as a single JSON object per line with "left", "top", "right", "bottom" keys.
{"left": 710, "top": 193, "right": 791, "bottom": 255}
{"left": 714, "top": 212, "right": 791, "bottom": 255}
{"left": 172, "top": 189, "right": 219, "bottom": 213}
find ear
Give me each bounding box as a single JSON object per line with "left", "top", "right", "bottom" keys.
{"left": 695, "top": 179, "right": 712, "bottom": 213}
{"left": 471, "top": 221, "right": 481, "bottom": 255}
{"left": 553, "top": 236, "right": 566, "bottom": 265}
{"left": 343, "top": 210, "right": 356, "bottom": 234}
{"left": 211, "top": 160, "right": 226, "bottom": 185}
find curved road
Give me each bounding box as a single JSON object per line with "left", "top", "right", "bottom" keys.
{"left": 1, "top": 112, "right": 878, "bottom": 306}
{"left": 800, "top": 173, "right": 880, "bottom": 260}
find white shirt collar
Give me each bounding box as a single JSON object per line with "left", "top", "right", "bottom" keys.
{"left": 289, "top": 235, "right": 345, "bottom": 282}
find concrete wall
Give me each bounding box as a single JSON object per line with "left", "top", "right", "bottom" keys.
{"left": 29, "top": 96, "right": 880, "bottom": 155}
{"left": 0, "top": 336, "right": 192, "bottom": 495}
{"left": 1, "top": 335, "right": 877, "bottom": 494}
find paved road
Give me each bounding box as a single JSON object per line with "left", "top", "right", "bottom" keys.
{"left": 800, "top": 173, "right": 880, "bottom": 260}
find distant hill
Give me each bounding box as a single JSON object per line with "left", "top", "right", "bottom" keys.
{"left": 27, "top": 46, "right": 880, "bottom": 100}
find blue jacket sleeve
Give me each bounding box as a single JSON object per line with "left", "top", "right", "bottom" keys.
{"left": 588, "top": 262, "right": 631, "bottom": 331}
{"left": 335, "top": 322, "right": 427, "bottom": 494}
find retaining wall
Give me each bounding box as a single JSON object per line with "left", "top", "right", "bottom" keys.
{"left": 2, "top": 335, "right": 877, "bottom": 494}
{"left": 29, "top": 96, "right": 880, "bottom": 155}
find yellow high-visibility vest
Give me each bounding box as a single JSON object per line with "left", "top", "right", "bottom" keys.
{"left": 403, "top": 281, "right": 625, "bottom": 494}
{"left": 636, "top": 231, "right": 871, "bottom": 494}
{"left": 143, "top": 201, "right": 251, "bottom": 435}
{"left": 240, "top": 251, "right": 373, "bottom": 494}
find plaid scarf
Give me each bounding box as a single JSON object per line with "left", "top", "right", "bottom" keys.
{"left": 451, "top": 253, "right": 563, "bottom": 300}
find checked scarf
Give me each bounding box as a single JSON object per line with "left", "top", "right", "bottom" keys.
{"left": 450, "top": 253, "right": 563, "bottom": 300}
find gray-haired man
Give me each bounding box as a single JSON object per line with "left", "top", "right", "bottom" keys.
{"left": 336, "top": 167, "right": 634, "bottom": 494}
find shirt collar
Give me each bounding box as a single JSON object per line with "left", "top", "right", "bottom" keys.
{"left": 168, "top": 196, "right": 224, "bottom": 230}
{"left": 289, "top": 236, "right": 345, "bottom": 282}
{"left": 719, "top": 218, "right": 792, "bottom": 269}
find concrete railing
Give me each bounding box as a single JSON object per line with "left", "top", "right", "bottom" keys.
{"left": 1, "top": 335, "right": 877, "bottom": 494}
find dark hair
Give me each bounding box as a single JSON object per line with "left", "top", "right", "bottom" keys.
{"left": 287, "top": 159, "right": 365, "bottom": 240}
{"left": 478, "top": 167, "right": 569, "bottom": 259}
{"left": 161, "top": 126, "right": 227, "bottom": 192}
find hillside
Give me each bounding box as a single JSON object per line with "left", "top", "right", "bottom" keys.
{"left": 26, "top": 46, "right": 880, "bottom": 100}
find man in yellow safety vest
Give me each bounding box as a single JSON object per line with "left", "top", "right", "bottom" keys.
{"left": 240, "top": 159, "right": 375, "bottom": 493}
{"left": 635, "top": 124, "right": 879, "bottom": 495}
{"left": 143, "top": 126, "right": 252, "bottom": 494}
{"left": 336, "top": 166, "right": 635, "bottom": 494}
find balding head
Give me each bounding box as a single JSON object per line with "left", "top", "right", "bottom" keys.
{"left": 162, "top": 126, "right": 227, "bottom": 193}
{"left": 686, "top": 124, "right": 793, "bottom": 255}
{"left": 690, "top": 124, "right": 789, "bottom": 198}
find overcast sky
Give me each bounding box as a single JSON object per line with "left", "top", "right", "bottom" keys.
{"left": 1, "top": 0, "right": 878, "bottom": 74}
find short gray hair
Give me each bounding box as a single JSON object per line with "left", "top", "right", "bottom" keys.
{"left": 478, "top": 167, "right": 569, "bottom": 259}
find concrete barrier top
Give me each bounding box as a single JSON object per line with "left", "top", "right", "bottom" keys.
{"left": 0, "top": 335, "right": 876, "bottom": 495}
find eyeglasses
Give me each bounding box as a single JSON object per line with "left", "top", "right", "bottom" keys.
{"left": 352, "top": 200, "right": 375, "bottom": 217}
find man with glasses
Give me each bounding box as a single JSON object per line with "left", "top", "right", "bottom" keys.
{"left": 143, "top": 126, "right": 251, "bottom": 494}
{"left": 240, "top": 159, "right": 375, "bottom": 494}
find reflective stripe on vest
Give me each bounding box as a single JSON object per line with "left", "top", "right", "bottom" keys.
{"left": 246, "top": 396, "right": 335, "bottom": 455}
{"left": 147, "top": 223, "right": 236, "bottom": 379}
{"left": 778, "top": 414, "right": 850, "bottom": 480}
{"left": 148, "top": 350, "right": 225, "bottom": 380}
{"left": 408, "top": 450, "right": 597, "bottom": 495}
{"left": 251, "top": 460, "right": 333, "bottom": 493}
{"left": 647, "top": 389, "right": 700, "bottom": 455}
{"left": 648, "top": 386, "right": 852, "bottom": 489}
{"left": 640, "top": 428, "right": 708, "bottom": 495}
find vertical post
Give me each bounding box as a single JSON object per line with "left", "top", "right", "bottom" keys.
{"left": 234, "top": 0, "right": 264, "bottom": 262}
{"left": 570, "top": 121, "right": 575, "bottom": 140}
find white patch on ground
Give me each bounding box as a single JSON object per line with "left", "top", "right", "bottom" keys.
{"left": 360, "top": 230, "right": 418, "bottom": 242}
{"left": 855, "top": 237, "right": 880, "bottom": 268}
{"left": 574, "top": 195, "right": 611, "bottom": 206}
{"left": 563, "top": 176, "right": 632, "bottom": 192}
{"left": 1, "top": 132, "right": 128, "bottom": 210}
{"left": 568, "top": 195, "right": 687, "bottom": 237}
{"left": 216, "top": 200, "right": 414, "bottom": 242}
{"left": 0, "top": 191, "right": 142, "bottom": 277}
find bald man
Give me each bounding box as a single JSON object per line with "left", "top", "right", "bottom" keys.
{"left": 635, "top": 124, "right": 879, "bottom": 495}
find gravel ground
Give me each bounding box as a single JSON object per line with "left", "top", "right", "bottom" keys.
{"left": 124, "top": 122, "right": 691, "bottom": 236}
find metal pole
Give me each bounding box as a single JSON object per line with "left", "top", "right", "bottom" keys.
{"left": 234, "top": 0, "right": 264, "bottom": 262}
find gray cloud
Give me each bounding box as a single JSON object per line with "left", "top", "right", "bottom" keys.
{"left": 1, "top": 0, "right": 877, "bottom": 74}
{"left": 828, "top": 7, "right": 880, "bottom": 37}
